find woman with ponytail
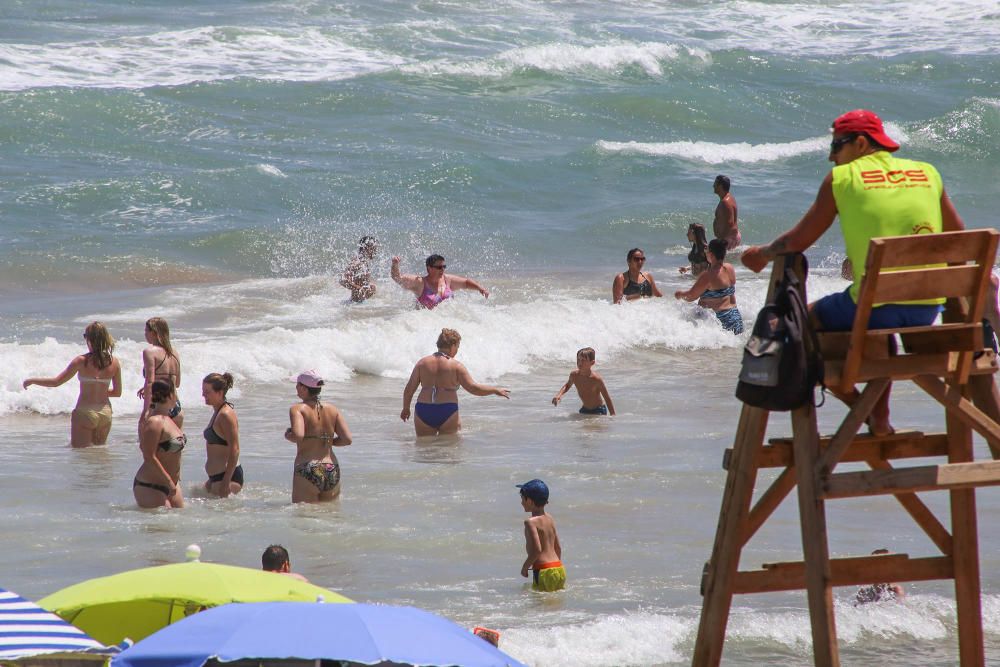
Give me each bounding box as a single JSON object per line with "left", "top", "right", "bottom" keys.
{"left": 202, "top": 372, "right": 243, "bottom": 497}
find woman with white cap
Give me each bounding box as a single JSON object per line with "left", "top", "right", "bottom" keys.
{"left": 285, "top": 370, "right": 352, "bottom": 502}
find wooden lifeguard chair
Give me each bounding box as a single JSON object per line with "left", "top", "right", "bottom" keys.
{"left": 692, "top": 229, "right": 1000, "bottom": 667}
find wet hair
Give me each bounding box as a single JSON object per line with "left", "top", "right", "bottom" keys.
{"left": 202, "top": 372, "right": 234, "bottom": 396}
{"left": 626, "top": 248, "right": 644, "bottom": 262}
{"left": 145, "top": 317, "right": 176, "bottom": 359}
{"left": 714, "top": 175, "right": 731, "bottom": 192}
{"left": 304, "top": 385, "right": 321, "bottom": 398}
{"left": 358, "top": 236, "right": 378, "bottom": 255}
{"left": 261, "top": 544, "right": 290, "bottom": 572}
{"left": 425, "top": 254, "right": 445, "bottom": 268}
{"left": 577, "top": 347, "right": 596, "bottom": 362}
{"left": 150, "top": 378, "right": 176, "bottom": 405}
{"left": 84, "top": 322, "right": 115, "bottom": 370}
{"left": 689, "top": 223, "right": 708, "bottom": 250}
{"left": 437, "top": 328, "right": 461, "bottom": 350}
{"left": 708, "top": 238, "right": 728, "bottom": 261}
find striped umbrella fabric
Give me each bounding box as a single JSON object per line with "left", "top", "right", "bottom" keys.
{"left": 1, "top": 587, "right": 113, "bottom": 661}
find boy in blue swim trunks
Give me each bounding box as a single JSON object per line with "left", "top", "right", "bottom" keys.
{"left": 551, "top": 347, "right": 616, "bottom": 415}
{"left": 517, "top": 479, "right": 565, "bottom": 592}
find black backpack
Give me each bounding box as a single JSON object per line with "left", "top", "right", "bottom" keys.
{"left": 735, "top": 254, "right": 824, "bottom": 411}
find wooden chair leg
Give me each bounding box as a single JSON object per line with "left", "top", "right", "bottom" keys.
{"left": 947, "top": 409, "right": 985, "bottom": 666}
{"left": 968, "top": 374, "right": 1000, "bottom": 459}
{"left": 692, "top": 406, "right": 769, "bottom": 667}
{"left": 792, "top": 404, "right": 839, "bottom": 667}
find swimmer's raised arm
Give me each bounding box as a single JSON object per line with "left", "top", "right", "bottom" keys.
{"left": 391, "top": 256, "right": 423, "bottom": 291}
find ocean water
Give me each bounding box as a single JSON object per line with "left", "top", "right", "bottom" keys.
{"left": 2, "top": 1, "right": 1000, "bottom": 665}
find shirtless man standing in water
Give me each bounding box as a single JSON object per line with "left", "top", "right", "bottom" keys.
{"left": 713, "top": 174, "right": 741, "bottom": 250}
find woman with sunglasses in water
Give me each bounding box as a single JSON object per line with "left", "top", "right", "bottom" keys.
{"left": 613, "top": 247, "right": 663, "bottom": 304}
{"left": 390, "top": 254, "right": 490, "bottom": 309}
{"left": 22, "top": 321, "right": 122, "bottom": 447}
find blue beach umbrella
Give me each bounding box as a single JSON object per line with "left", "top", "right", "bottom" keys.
{"left": 0, "top": 586, "right": 124, "bottom": 663}
{"left": 111, "top": 601, "right": 527, "bottom": 667}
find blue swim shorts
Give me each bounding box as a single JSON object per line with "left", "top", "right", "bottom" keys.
{"left": 813, "top": 287, "right": 941, "bottom": 332}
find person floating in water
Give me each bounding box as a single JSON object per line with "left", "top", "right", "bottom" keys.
{"left": 518, "top": 479, "right": 565, "bottom": 592}
{"left": 391, "top": 254, "right": 489, "bottom": 309}
{"left": 340, "top": 236, "right": 379, "bottom": 302}
{"left": 401, "top": 328, "right": 510, "bottom": 436}
{"left": 674, "top": 239, "right": 744, "bottom": 334}
{"left": 551, "top": 347, "right": 616, "bottom": 416}
{"left": 713, "top": 175, "right": 740, "bottom": 250}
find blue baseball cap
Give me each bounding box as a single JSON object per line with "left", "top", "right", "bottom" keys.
{"left": 517, "top": 479, "right": 549, "bottom": 504}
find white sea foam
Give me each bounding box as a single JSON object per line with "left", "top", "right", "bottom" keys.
{"left": 597, "top": 122, "right": 910, "bottom": 165}
{"left": 502, "top": 611, "right": 689, "bottom": 667}
{"left": 404, "top": 41, "right": 709, "bottom": 79}
{"left": 0, "top": 271, "right": 776, "bottom": 417}
{"left": 599, "top": 0, "right": 1000, "bottom": 57}
{"left": 0, "top": 27, "right": 406, "bottom": 91}
{"left": 255, "top": 164, "right": 287, "bottom": 178}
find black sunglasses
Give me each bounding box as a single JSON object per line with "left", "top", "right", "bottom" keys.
{"left": 830, "top": 135, "right": 857, "bottom": 153}
{"left": 430, "top": 264, "right": 446, "bottom": 270}
{"left": 631, "top": 256, "right": 646, "bottom": 262}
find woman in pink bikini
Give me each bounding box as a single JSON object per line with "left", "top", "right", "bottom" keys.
{"left": 390, "top": 254, "right": 490, "bottom": 309}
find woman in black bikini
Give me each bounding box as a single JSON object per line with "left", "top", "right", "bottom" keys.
{"left": 679, "top": 223, "right": 710, "bottom": 277}
{"left": 138, "top": 317, "right": 182, "bottom": 428}
{"left": 134, "top": 379, "right": 186, "bottom": 509}
{"left": 285, "top": 370, "right": 352, "bottom": 503}
{"left": 612, "top": 248, "right": 663, "bottom": 303}
{"left": 202, "top": 372, "right": 242, "bottom": 498}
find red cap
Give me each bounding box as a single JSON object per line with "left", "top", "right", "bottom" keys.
{"left": 831, "top": 109, "right": 899, "bottom": 152}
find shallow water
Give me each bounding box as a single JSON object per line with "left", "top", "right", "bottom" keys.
{"left": 3, "top": 1, "right": 1000, "bottom": 665}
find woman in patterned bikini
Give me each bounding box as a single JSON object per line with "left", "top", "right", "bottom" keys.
{"left": 284, "top": 370, "right": 352, "bottom": 503}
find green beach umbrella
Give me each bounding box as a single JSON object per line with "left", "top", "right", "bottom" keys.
{"left": 37, "top": 559, "right": 352, "bottom": 646}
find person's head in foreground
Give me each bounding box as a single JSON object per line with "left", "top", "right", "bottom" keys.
{"left": 261, "top": 544, "right": 291, "bottom": 573}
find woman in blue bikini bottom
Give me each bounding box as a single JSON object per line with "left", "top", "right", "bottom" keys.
{"left": 414, "top": 402, "right": 459, "bottom": 429}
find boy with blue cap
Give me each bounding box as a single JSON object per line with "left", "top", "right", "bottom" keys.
{"left": 517, "top": 478, "right": 565, "bottom": 592}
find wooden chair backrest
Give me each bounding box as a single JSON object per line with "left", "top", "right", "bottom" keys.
{"left": 840, "top": 229, "right": 999, "bottom": 392}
